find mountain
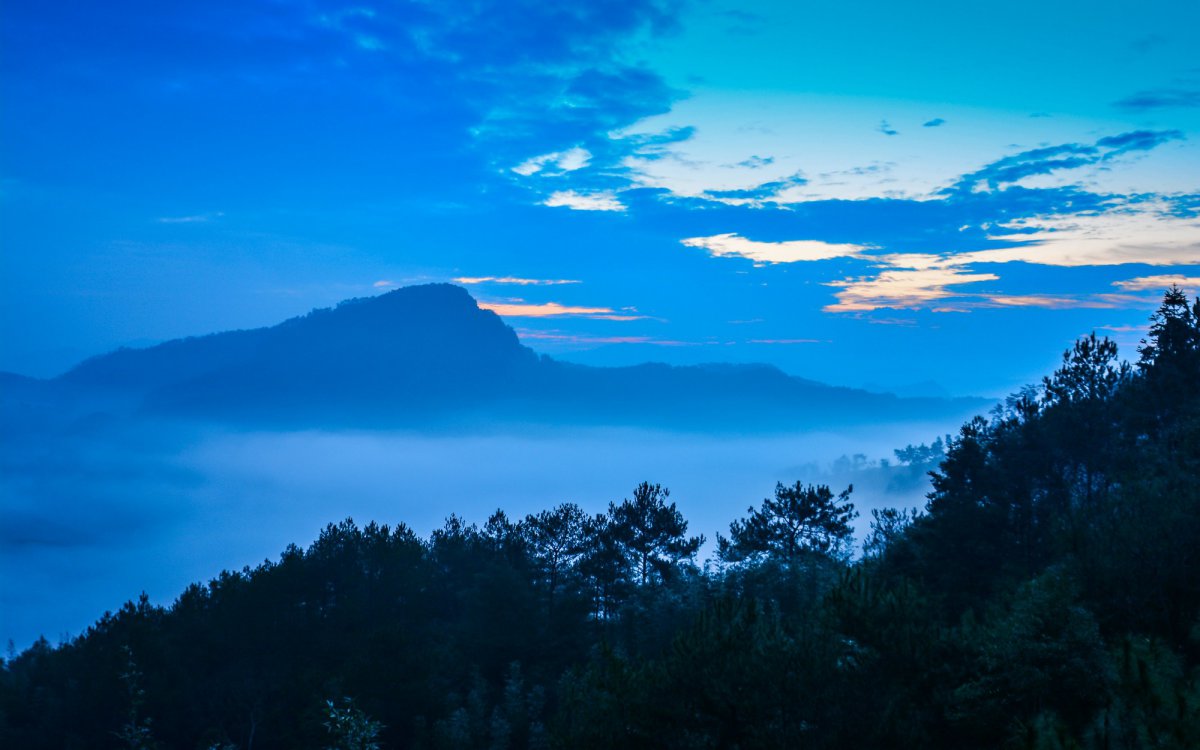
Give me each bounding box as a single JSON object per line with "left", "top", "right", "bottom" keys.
{"left": 18, "top": 284, "right": 987, "bottom": 430}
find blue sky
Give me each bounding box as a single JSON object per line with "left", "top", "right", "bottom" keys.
{"left": 2, "top": 0, "right": 1198, "bottom": 395}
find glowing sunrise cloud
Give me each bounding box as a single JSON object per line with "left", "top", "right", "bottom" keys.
{"left": 824, "top": 268, "right": 1000, "bottom": 312}
{"left": 454, "top": 276, "right": 581, "bottom": 286}
{"left": 682, "top": 233, "right": 869, "bottom": 264}
{"left": 543, "top": 190, "right": 625, "bottom": 211}
{"left": 963, "top": 209, "right": 1200, "bottom": 268}
{"left": 1114, "top": 275, "right": 1200, "bottom": 292}
{"left": 478, "top": 301, "right": 642, "bottom": 320}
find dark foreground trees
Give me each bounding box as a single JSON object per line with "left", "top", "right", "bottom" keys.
{"left": 3, "top": 288, "right": 1199, "bottom": 749}
{"left": 717, "top": 481, "right": 856, "bottom": 565}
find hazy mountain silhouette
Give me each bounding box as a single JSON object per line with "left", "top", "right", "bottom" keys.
{"left": 11, "top": 284, "right": 986, "bottom": 430}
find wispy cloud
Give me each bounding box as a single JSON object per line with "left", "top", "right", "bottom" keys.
{"left": 965, "top": 209, "right": 1200, "bottom": 267}
{"left": 923, "top": 118, "right": 946, "bottom": 128}
{"left": 373, "top": 280, "right": 397, "bottom": 288}
{"left": 747, "top": 338, "right": 825, "bottom": 344}
{"left": 824, "top": 268, "right": 999, "bottom": 312}
{"left": 512, "top": 147, "right": 592, "bottom": 176}
{"left": 700, "top": 171, "right": 807, "bottom": 205}
{"left": 877, "top": 120, "right": 899, "bottom": 136}
{"left": 157, "top": 212, "right": 223, "bottom": 224}
{"left": 949, "top": 130, "right": 1184, "bottom": 191}
{"left": 516, "top": 330, "right": 695, "bottom": 346}
{"left": 454, "top": 276, "right": 581, "bottom": 286}
{"left": 1115, "top": 88, "right": 1200, "bottom": 110}
{"left": 979, "top": 294, "right": 1133, "bottom": 310}
{"left": 815, "top": 203, "right": 1199, "bottom": 313}
{"left": 1114, "top": 274, "right": 1200, "bottom": 292}
{"left": 823, "top": 275, "right": 1135, "bottom": 314}
{"left": 543, "top": 190, "right": 625, "bottom": 211}
{"left": 479, "top": 301, "right": 643, "bottom": 320}
{"left": 682, "top": 233, "right": 868, "bottom": 265}
{"left": 734, "top": 155, "right": 775, "bottom": 169}
{"left": 672, "top": 128, "right": 1196, "bottom": 316}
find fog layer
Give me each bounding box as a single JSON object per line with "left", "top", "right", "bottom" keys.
{"left": 1, "top": 418, "right": 962, "bottom": 650}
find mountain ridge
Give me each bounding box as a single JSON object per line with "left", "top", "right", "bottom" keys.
{"left": 8, "top": 284, "right": 989, "bottom": 430}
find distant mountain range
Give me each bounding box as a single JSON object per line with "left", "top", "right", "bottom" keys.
{"left": 3, "top": 284, "right": 989, "bottom": 431}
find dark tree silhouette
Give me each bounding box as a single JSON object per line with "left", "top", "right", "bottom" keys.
{"left": 718, "top": 482, "right": 857, "bottom": 564}
{"left": 522, "top": 503, "right": 588, "bottom": 605}
{"left": 607, "top": 482, "right": 703, "bottom": 587}
{"left": 862, "top": 506, "right": 919, "bottom": 559}
{"left": 1138, "top": 285, "right": 1200, "bottom": 376}
{"left": 1042, "top": 332, "right": 1129, "bottom": 406}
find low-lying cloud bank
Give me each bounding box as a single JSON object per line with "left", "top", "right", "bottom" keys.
{"left": 0, "top": 415, "right": 960, "bottom": 651}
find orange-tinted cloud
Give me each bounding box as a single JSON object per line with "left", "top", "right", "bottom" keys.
{"left": 1113, "top": 274, "right": 1200, "bottom": 292}
{"left": 824, "top": 268, "right": 1000, "bottom": 312}
{"left": 454, "top": 276, "right": 581, "bottom": 286}
{"left": 516, "top": 330, "right": 696, "bottom": 346}
{"left": 479, "top": 301, "right": 644, "bottom": 320}
{"left": 682, "top": 233, "right": 868, "bottom": 264}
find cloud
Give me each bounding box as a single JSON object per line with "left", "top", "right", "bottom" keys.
{"left": 73, "top": 0, "right": 682, "bottom": 199}
{"left": 543, "top": 190, "right": 625, "bottom": 211}
{"left": 963, "top": 209, "right": 1200, "bottom": 267}
{"left": 878, "top": 120, "right": 899, "bottom": 136}
{"left": 512, "top": 147, "right": 592, "bottom": 176}
{"left": 454, "top": 276, "right": 581, "bottom": 286}
{"left": 157, "top": 212, "right": 223, "bottom": 224}
{"left": 516, "top": 330, "right": 694, "bottom": 346}
{"left": 479, "top": 301, "right": 642, "bottom": 320}
{"left": 682, "top": 233, "right": 869, "bottom": 264}
{"left": 373, "top": 280, "right": 397, "bottom": 288}
{"left": 653, "top": 128, "right": 1195, "bottom": 316}
{"left": 1115, "top": 88, "right": 1200, "bottom": 110}
{"left": 813, "top": 201, "right": 1200, "bottom": 313}
{"left": 978, "top": 294, "right": 1131, "bottom": 310}
{"left": 747, "top": 338, "right": 825, "bottom": 344}
{"left": 950, "top": 130, "right": 1183, "bottom": 191}
{"left": 734, "top": 155, "right": 775, "bottom": 169}
{"left": 923, "top": 118, "right": 946, "bottom": 128}
{"left": 823, "top": 268, "right": 999, "bottom": 312}
{"left": 1113, "top": 274, "right": 1200, "bottom": 292}
{"left": 701, "top": 171, "right": 807, "bottom": 204}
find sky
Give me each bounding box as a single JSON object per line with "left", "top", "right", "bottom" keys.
{"left": 3, "top": 0, "right": 1199, "bottom": 396}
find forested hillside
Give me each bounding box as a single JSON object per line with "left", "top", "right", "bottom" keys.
{"left": 3, "top": 288, "right": 1198, "bottom": 750}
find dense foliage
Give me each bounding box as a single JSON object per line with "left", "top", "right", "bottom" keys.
{"left": 3, "top": 289, "right": 1199, "bottom": 749}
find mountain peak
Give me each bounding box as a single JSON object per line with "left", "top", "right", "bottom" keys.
{"left": 331, "top": 282, "right": 478, "bottom": 315}
{"left": 61, "top": 283, "right": 535, "bottom": 398}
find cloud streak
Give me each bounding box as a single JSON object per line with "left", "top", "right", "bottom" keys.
{"left": 949, "top": 130, "right": 1184, "bottom": 191}
{"left": 479, "top": 301, "right": 643, "bottom": 320}
{"left": 512, "top": 147, "right": 592, "bottom": 176}
{"left": 1114, "top": 274, "right": 1200, "bottom": 292}
{"left": 1115, "top": 88, "right": 1200, "bottom": 110}
{"left": 824, "top": 268, "right": 1000, "bottom": 312}
{"left": 682, "top": 233, "right": 868, "bottom": 265}
{"left": 543, "top": 190, "right": 625, "bottom": 211}
{"left": 157, "top": 212, "right": 223, "bottom": 224}
{"left": 454, "top": 276, "right": 581, "bottom": 286}
{"left": 516, "top": 330, "right": 695, "bottom": 346}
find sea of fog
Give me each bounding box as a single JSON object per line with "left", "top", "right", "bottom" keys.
{"left": 0, "top": 418, "right": 969, "bottom": 651}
